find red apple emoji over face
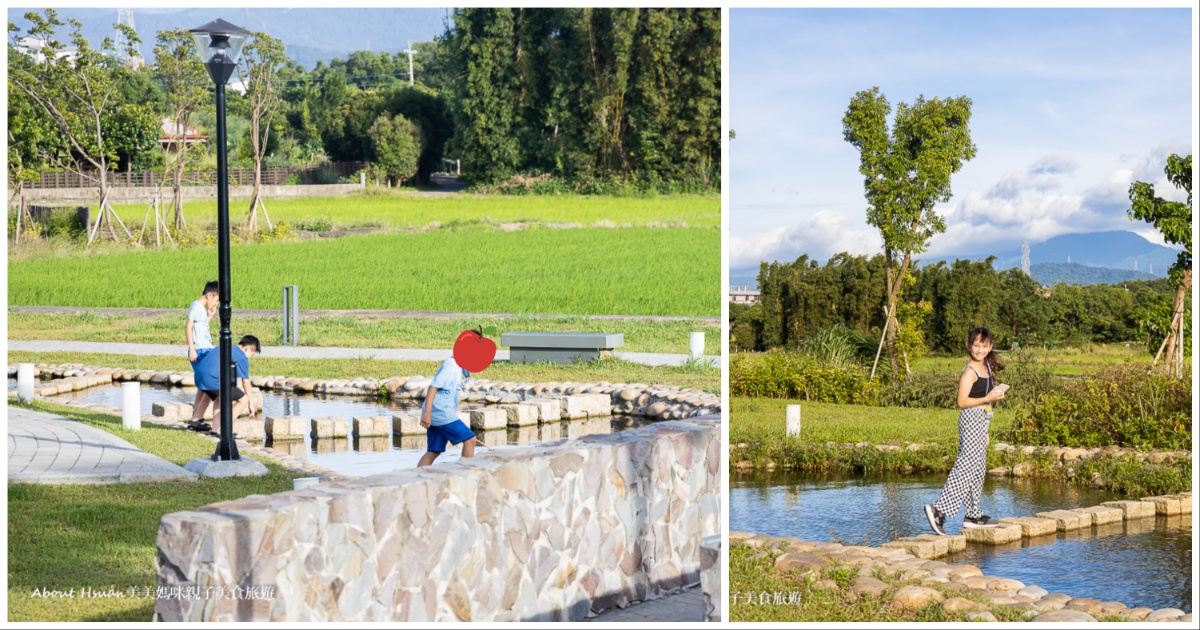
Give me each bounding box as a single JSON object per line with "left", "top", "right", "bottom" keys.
{"left": 453, "top": 325, "right": 498, "bottom": 373}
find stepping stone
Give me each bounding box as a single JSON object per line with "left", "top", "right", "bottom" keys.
{"left": 560, "top": 393, "right": 611, "bottom": 419}
{"left": 264, "top": 416, "right": 307, "bottom": 441}
{"left": 231, "top": 418, "right": 265, "bottom": 442}
{"left": 963, "top": 523, "right": 1022, "bottom": 544}
{"left": 1035, "top": 510, "right": 1091, "bottom": 531}
{"left": 882, "top": 538, "right": 938, "bottom": 559}
{"left": 1140, "top": 495, "right": 1186, "bottom": 516}
{"left": 1169, "top": 494, "right": 1192, "bottom": 514}
{"left": 918, "top": 533, "right": 966, "bottom": 553}
{"left": 352, "top": 416, "right": 391, "bottom": 438}
{"left": 497, "top": 403, "right": 539, "bottom": 427}
{"left": 999, "top": 516, "right": 1057, "bottom": 537}
{"left": 310, "top": 417, "right": 350, "bottom": 439}
{"left": 1100, "top": 500, "right": 1156, "bottom": 520}
{"left": 1070, "top": 505, "right": 1123, "bottom": 526}
{"left": 468, "top": 408, "right": 507, "bottom": 431}
{"left": 392, "top": 414, "right": 424, "bottom": 436}
{"left": 523, "top": 398, "right": 562, "bottom": 423}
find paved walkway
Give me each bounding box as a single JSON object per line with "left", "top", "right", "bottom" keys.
{"left": 9, "top": 340, "right": 718, "bottom": 368}
{"left": 7, "top": 407, "right": 198, "bottom": 484}
{"left": 588, "top": 586, "right": 705, "bottom": 622}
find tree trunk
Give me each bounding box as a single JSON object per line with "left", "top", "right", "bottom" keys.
{"left": 1160, "top": 267, "right": 1191, "bottom": 378}
{"left": 173, "top": 153, "right": 186, "bottom": 229}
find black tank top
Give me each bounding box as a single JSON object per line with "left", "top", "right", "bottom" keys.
{"left": 966, "top": 365, "right": 993, "bottom": 399}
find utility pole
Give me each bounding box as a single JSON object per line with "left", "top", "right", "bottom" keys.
{"left": 402, "top": 40, "right": 417, "bottom": 87}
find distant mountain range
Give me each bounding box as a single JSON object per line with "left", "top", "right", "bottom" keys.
{"left": 8, "top": 7, "right": 449, "bottom": 69}
{"left": 729, "top": 230, "right": 1180, "bottom": 290}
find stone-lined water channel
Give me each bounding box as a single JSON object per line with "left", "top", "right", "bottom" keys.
{"left": 731, "top": 472, "right": 1192, "bottom": 612}
{"left": 14, "top": 379, "right": 653, "bottom": 476}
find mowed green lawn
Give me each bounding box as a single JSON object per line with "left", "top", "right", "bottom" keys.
{"left": 730, "top": 397, "right": 1017, "bottom": 446}
{"left": 7, "top": 228, "right": 719, "bottom": 316}
{"left": 7, "top": 313, "right": 721, "bottom": 355}
{"left": 110, "top": 193, "right": 720, "bottom": 229}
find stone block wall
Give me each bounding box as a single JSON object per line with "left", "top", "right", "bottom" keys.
{"left": 155, "top": 417, "right": 721, "bottom": 622}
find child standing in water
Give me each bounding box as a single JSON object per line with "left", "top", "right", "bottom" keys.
{"left": 925, "top": 327, "right": 1008, "bottom": 535}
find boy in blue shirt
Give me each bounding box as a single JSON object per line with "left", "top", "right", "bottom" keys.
{"left": 193, "top": 335, "right": 260, "bottom": 436}
{"left": 416, "top": 356, "right": 477, "bottom": 467}
{"left": 186, "top": 281, "right": 219, "bottom": 427}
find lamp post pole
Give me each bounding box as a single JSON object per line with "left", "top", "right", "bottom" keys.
{"left": 191, "top": 19, "right": 250, "bottom": 462}
{"left": 213, "top": 75, "right": 238, "bottom": 461}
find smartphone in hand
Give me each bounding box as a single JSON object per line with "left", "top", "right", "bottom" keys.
{"left": 994, "top": 383, "right": 1010, "bottom": 395}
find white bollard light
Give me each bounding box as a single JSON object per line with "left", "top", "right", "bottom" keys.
{"left": 786, "top": 404, "right": 801, "bottom": 438}
{"left": 294, "top": 477, "right": 321, "bottom": 491}
{"left": 122, "top": 382, "right": 141, "bottom": 430}
{"left": 689, "top": 332, "right": 705, "bottom": 359}
{"left": 17, "top": 363, "right": 35, "bottom": 403}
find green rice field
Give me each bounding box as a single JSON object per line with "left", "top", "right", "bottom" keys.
{"left": 109, "top": 192, "right": 720, "bottom": 230}
{"left": 7, "top": 228, "right": 719, "bottom": 316}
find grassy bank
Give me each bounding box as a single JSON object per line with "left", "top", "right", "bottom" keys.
{"left": 6, "top": 399, "right": 303, "bottom": 622}
{"left": 8, "top": 228, "right": 719, "bottom": 316}
{"left": 729, "top": 541, "right": 1137, "bottom": 622}
{"left": 108, "top": 192, "right": 721, "bottom": 231}
{"left": 7, "top": 350, "right": 721, "bottom": 394}
{"left": 729, "top": 399, "right": 1191, "bottom": 496}
{"left": 7, "top": 312, "right": 722, "bottom": 355}
{"left": 912, "top": 345, "right": 1154, "bottom": 376}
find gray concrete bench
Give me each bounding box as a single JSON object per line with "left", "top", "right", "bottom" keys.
{"left": 501, "top": 332, "right": 624, "bottom": 364}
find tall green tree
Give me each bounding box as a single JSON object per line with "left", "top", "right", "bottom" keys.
{"left": 238, "top": 31, "right": 287, "bottom": 232}
{"left": 367, "top": 113, "right": 422, "bottom": 185}
{"left": 843, "top": 87, "right": 977, "bottom": 378}
{"left": 7, "top": 9, "right": 142, "bottom": 245}
{"left": 153, "top": 27, "right": 211, "bottom": 229}
{"left": 447, "top": 8, "right": 521, "bottom": 183}
{"left": 1128, "top": 154, "right": 1192, "bottom": 376}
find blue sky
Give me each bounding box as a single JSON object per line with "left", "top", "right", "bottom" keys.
{"left": 729, "top": 8, "right": 1194, "bottom": 272}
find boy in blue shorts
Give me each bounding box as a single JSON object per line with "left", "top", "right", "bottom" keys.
{"left": 186, "top": 281, "right": 219, "bottom": 427}
{"left": 416, "top": 356, "right": 476, "bottom": 467}
{"left": 193, "top": 335, "right": 260, "bottom": 437}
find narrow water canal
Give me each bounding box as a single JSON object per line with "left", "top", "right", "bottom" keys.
{"left": 731, "top": 471, "right": 1192, "bottom": 612}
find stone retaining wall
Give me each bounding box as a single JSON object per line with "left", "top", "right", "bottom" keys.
{"left": 154, "top": 417, "right": 721, "bottom": 621}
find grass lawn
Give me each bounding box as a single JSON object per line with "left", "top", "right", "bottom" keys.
{"left": 7, "top": 228, "right": 719, "bottom": 316}
{"left": 911, "top": 345, "right": 1153, "bottom": 376}
{"left": 7, "top": 350, "right": 721, "bottom": 394}
{"left": 730, "top": 398, "right": 1016, "bottom": 446}
{"left": 7, "top": 312, "right": 722, "bottom": 355}
{"left": 6, "top": 399, "right": 304, "bottom": 622}
{"left": 109, "top": 192, "right": 721, "bottom": 230}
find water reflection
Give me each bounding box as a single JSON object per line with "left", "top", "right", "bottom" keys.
{"left": 731, "top": 471, "right": 1191, "bottom": 612}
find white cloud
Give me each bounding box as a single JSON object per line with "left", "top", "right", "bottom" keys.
{"left": 730, "top": 209, "right": 882, "bottom": 269}
{"left": 1029, "top": 153, "right": 1078, "bottom": 175}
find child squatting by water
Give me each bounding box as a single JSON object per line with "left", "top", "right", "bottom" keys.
{"left": 924, "top": 326, "right": 1009, "bottom": 535}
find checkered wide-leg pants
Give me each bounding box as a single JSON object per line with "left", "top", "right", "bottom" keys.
{"left": 933, "top": 406, "right": 990, "bottom": 520}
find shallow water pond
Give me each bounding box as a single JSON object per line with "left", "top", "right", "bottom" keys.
{"left": 22, "top": 380, "right": 650, "bottom": 477}
{"left": 731, "top": 471, "right": 1191, "bottom": 612}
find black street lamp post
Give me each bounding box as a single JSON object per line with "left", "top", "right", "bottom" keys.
{"left": 190, "top": 19, "right": 251, "bottom": 462}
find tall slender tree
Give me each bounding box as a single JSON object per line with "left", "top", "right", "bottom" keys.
{"left": 843, "top": 87, "right": 977, "bottom": 378}
{"left": 238, "top": 31, "right": 286, "bottom": 233}
{"left": 153, "top": 28, "right": 210, "bottom": 229}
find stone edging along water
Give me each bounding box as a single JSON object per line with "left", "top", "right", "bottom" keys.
{"left": 729, "top": 439, "right": 1191, "bottom": 485}
{"left": 154, "top": 417, "right": 721, "bottom": 622}
{"left": 9, "top": 363, "right": 722, "bottom": 421}
{"left": 731, "top": 492, "right": 1194, "bottom": 623}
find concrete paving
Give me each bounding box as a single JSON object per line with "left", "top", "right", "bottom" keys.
{"left": 7, "top": 407, "right": 198, "bottom": 484}
{"left": 588, "top": 586, "right": 705, "bottom": 622}
{"left": 8, "top": 340, "right": 718, "bottom": 368}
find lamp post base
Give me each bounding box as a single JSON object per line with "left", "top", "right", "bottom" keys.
{"left": 184, "top": 456, "right": 269, "bottom": 478}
